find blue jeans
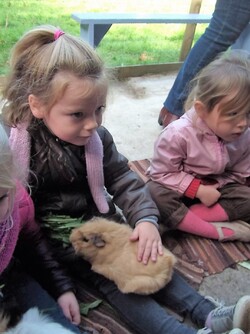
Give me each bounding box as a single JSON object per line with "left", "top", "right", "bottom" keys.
{"left": 60, "top": 247, "right": 215, "bottom": 334}
{"left": 2, "top": 267, "right": 81, "bottom": 334}
{"left": 94, "top": 271, "right": 214, "bottom": 334}
{"left": 164, "top": 0, "right": 250, "bottom": 117}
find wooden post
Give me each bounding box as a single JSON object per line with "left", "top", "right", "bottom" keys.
{"left": 179, "top": 0, "right": 203, "bottom": 61}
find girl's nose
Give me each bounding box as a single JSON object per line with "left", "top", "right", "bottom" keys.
{"left": 84, "top": 116, "right": 98, "bottom": 131}
{"left": 238, "top": 115, "right": 248, "bottom": 129}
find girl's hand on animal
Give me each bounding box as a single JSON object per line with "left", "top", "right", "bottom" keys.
{"left": 196, "top": 184, "right": 221, "bottom": 207}
{"left": 130, "top": 222, "right": 163, "bottom": 265}
{"left": 57, "top": 291, "right": 81, "bottom": 325}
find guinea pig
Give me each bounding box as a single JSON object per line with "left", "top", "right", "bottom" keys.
{"left": 69, "top": 217, "right": 177, "bottom": 295}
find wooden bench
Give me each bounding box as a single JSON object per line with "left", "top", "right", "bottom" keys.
{"left": 71, "top": 12, "right": 211, "bottom": 48}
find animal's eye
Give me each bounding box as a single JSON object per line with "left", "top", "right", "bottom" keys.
{"left": 83, "top": 237, "right": 89, "bottom": 242}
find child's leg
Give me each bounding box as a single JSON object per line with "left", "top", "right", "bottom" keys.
{"left": 156, "top": 275, "right": 250, "bottom": 333}
{"left": 93, "top": 270, "right": 250, "bottom": 334}
{"left": 92, "top": 270, "right": 203, "bottom": 334}
{"left": 189, "top": 203, "right": 228, "bottom": 221}
{"left": 187, "top": 182, "right": 250, "bottom": 221}
{"left": 6, "top": 269, "right": 81, "bottom": 334}
{"left": 153, "top": 271, "right": 215, "bottom": 328}
{"left": 177, "top": 209, "right": 234, "bottom": 239}
{"left": 219, "top": 184, "right": 250, "bottom": 223}
{"left": 61, "top": 241, "right": 250, "bottom": 334}
{"left": 205, "top": 295, "right": 250, "bottom": 334}
{"left": 147, "top": 180, "right": 190, "bottom": 229}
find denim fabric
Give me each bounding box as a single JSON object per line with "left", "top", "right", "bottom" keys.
{"left": 233, "top": 23, "right": 250, "bottom": 50}
{"left": 164, "top": 0, "right": 250, "bottom": 117}
{"left": 94, "top": 271, "right": 215, "bottom": 334}
{"left": 3, "top": 269, "right": 81, "bottom": 334}
{"left": 59, "top": 246, "right": 215, "bottom": 334}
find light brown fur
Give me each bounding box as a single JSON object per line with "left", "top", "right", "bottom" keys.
{"left": 70, "top": 217, "right": 177, "bottom": 295}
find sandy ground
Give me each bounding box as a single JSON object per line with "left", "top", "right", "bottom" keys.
{"left": 103, "top": 72, "right": 250, "bottom": 305}
{"left": 103, "top": 73, "right": 176, "bottom": 161}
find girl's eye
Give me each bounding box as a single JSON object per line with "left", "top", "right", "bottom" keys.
{"left": 71, "top": 112, "right": 84, "bottom": 119}
{"left": 226, "top": 111, "right": 238, "bottom": 117}
{"left": 0, "top": 193, "right": 9, "bottom": 202}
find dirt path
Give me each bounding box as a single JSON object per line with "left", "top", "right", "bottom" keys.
{"left": 103, "top": 72, "right": 177, "bottom": 161}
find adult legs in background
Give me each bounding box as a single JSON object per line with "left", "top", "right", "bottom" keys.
{"left": 159, "top": 0, "right": 250, "bottom": 126}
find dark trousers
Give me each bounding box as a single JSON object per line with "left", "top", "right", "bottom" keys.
{"left": 148, "top": 180, "right": 250, "bottom": 229}
{"left": 1, "top": 263, "right": 81, "bottom": 334}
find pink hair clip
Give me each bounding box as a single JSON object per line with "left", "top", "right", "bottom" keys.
{"left": 54, "top": 29, "right": 65, "bottom": 41}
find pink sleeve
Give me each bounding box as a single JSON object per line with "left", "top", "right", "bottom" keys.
{"left": 149, "top": 127, "right": 195, "bottom": 194}
{"left": 16, "top": 184, "right": 39, "bottom": 233}
{"left": 184, "top": 178, "right": 201, "bottom": 199}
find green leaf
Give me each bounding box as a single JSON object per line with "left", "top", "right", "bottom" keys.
{"left": 42, "top": 214, "right": 86, "bottom": 246}
{"left": 79, "top": 299, "right": 103, "bottom": 316}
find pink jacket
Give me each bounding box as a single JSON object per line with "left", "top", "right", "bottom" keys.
{"left": 0, "top": 185, "right": 38, "bottom": 275}
{"left": 149, "top": 108, "right": 250, "bottom": 194}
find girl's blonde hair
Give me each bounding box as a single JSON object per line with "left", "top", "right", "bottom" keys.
{"left": 184, "top": 50, "right": 250, "bottom": 116}
{"left": 2, "top": 25, "right": 109, "bottom": 126}
{"left": 0, "top": 123, "right": 16, "bottom": 218}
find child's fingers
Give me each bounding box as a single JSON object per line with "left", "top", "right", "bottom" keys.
{"left": 148, "top": 239, "right": 163, "bottom": 263}
{"left": 137, "top": 237, "right": 147, "bottom": 262}
{"left": 140, "top": 239, "right": 160, "bottom": 264}
{"left": 71, "top": 308, "right": 81, "bottom": 325}
{"left": 141, "top": 239, "right": 153, "bottom": 264}
{"left": 157, "top": 240, "right": 164, "bottom": 256}
{"left": 130, "top": 228, "right": 139, "bottom": 241}
{"left": 149, "top": 240, "right": 159, "bottom": 263}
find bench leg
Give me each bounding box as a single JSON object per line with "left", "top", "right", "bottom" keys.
{"left": 80, "top": 23, "right": 112, "bottom": 48}
{"left": 94, "top": 24, "right": 112, "bottom": 47}
{"left": 80, "top": 23, "right": 94, "bottom": 46}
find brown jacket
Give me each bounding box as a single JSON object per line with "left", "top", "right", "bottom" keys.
{"left": 28, "top": 124, "right": 159, "bottom": 227}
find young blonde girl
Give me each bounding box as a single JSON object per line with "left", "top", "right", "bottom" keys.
{"left": 0, "top": 123, "right": 81, "bottom": 333}
{"left": 148, "top": 50, "right": 250, "bottom": 242}
{"left": 2, "top": 25, "right": 250, "bottom": 334}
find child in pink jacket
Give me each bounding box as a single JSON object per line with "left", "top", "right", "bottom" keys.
{"left": 0, "top": 124, "right": 81, "bottom": 333}
{"left": 148, "top": 50, "right": 250, "bottom": 242}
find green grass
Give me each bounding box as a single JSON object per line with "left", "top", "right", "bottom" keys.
{"left": 0, "top": 0, "right": 211, "bottom": 75}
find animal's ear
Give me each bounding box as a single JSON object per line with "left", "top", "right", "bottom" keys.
{"left": 90, "top": 233, "right": 106, "bottom": 248}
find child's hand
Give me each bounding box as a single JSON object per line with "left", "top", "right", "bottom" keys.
{"left": 196, "top": 184, "right": 221, "bottom": 207}
{"left": 130, "top": 222, "right": 163, "bottom": 265}
{"left": 57, "top": 291, "right": 81, "bottom": 325}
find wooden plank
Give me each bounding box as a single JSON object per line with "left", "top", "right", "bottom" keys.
{"left": 72, "top": 12, "right": 211, "bottom": 25}
{"left": 113, "top": 62, "right": 182, "bottom": 80}
{"left": 72, "top": 12, "right": 211, "bottom": 47}
{"left": 180, "top": 0, "right": 204, "bottom": 61}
